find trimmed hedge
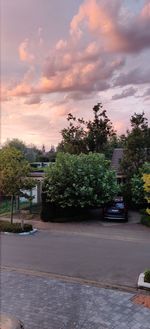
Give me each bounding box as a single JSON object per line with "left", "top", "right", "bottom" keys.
{"left": 0, "top": 220, "right": 33, "bottom": 233}
{"left": 144, "top": 270, "right": 150, "bottom": 283}
{"left": 41, "top": 193, "right": 103, "bottom": 222}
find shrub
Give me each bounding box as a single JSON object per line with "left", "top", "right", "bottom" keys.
{"left": 144, "top": 269, "right": 150, "bottom": 283}
{"left": 41, "top": 152, "right": 119, "bottom": 221}
{"left": 141, "top": 213, "right": 150, "bottom": 227}
{"left": 0, "top": 220, "right": 33, "bottom": 233}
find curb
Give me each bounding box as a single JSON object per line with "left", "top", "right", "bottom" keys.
{"left": 138, "top": 273, "right": 150, "bottom": 290}
{"left": 2, "top": 265, "right": 137, "bottom": 293}
{"left": 3, "top": 228, "right": 38, "bottom": 236}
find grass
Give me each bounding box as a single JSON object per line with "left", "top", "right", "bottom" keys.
{"left": 0, "top": 220, "right": 33, "bottom": 233}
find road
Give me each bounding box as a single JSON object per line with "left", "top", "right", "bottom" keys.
{"left": 1, "top": 224, "right": 150, "bottom": 288}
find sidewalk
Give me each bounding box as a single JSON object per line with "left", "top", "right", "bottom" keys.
{"left": 1, "top": 268, "right": 150, "bottom": 329}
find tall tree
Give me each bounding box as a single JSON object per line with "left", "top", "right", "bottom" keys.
{"left": 58, "top": 113, "right": 87, "bottom": 154}
{"left": 121, "top": 112, "right": 150, "bottom": 179}
{"left": 121, "top": 112, "right": 149, "bottom": 205}
{"left": 59, "top": 103, "right": 116, "bottom": 155}
{"left": 86, "top": 103, "right": 115, "bottom": 153}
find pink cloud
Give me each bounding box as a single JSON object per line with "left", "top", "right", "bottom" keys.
{"left": 19, "top": 39, "right": 35, "bottom": 63}
{"left": 9, "top": 83, "right": 33, "bottom": 97}
{"left": 2, "top": 0, "right": 150, "bottom": 105}
{"left": 70, "top": 0, "right": 150, "bottom": 53}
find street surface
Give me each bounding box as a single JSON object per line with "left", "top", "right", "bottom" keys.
{"left": 1, "top": 222, "right": 150, "bottom": 287}
{"left": 1, "top": 218, "right": 150, "bottom": 329}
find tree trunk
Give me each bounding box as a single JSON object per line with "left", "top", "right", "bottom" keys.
{"left": 10, "top": 195, "right": 14, "bottom": 224}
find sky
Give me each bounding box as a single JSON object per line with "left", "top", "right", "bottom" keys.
{"left": 1, "top": 0, "right": 150, "bottom": 150}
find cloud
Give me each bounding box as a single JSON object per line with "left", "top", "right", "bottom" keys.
{"left": 114, "top": 68, "right": 150, "bottom": 87}
{"left": 19, "top": 39, "right": 35, "bottom": 63}
{"left": 3, "top": 0, "right": 150, "bottom": 106}
{"left": 70, "top": 0, "right": 150, "bottom": 53}
{"left": 143, "top": 87, "right": 150, "bottom": 97}
{"left": 25, "top": 94, "right": 41, "bottom": 105}
{"left": 112, "top": 86, "right": 137, "bottom": 100}
{"left": 9, "top": 83, "right": 33, "bottom": 97}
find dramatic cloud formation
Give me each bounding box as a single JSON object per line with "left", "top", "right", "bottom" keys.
{"left": 1, "top": 0, "right": 150, "bottom": 147}
{"left": 70, "top": 0, "right": 150, "bottom": 53}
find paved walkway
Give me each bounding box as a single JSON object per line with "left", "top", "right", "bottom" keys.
{"left": 1, "top": 269, "right": 150, "bottom": 329}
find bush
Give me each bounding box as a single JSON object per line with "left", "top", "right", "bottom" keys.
{"left": 41, "top": 152, "right": 119, "bottom": 221}
{"left": 144, "top": 269, "right": 150, "bottom": 283}
{"left": 0, "top": 220, "right": 33, "bottom": 233}
{"left": 141, "top": 213, "right": 150, "bottom": 227}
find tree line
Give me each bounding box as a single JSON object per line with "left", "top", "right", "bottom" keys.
{"left": 0, "top": 102, "right": 149, "bottom": 222}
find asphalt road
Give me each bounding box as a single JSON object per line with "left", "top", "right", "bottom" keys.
{"left": 1, "top": 226, "right": 150, "bottom": 288}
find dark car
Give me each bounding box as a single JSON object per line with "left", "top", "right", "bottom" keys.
{"left": 103, "top": 198, "right": 128, "bottom": 222}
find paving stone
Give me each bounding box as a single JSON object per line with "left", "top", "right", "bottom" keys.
{"left": 1, "top": 270, "right": 150, "bottom": 329}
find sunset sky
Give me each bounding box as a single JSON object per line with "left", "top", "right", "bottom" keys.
{"left": 1, "top": 0, "right": 150, "bottom": 150}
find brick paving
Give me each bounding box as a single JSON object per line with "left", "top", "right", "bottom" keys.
{"left": 1, "top": 270, "right": 150, "bottom": 329}
{"left": 132, "top": 295, "right": 150, "bottom": 309}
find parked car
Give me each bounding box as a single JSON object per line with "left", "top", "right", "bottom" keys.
{"left": 103, "top": 197, "right": 128, "bottom": 222}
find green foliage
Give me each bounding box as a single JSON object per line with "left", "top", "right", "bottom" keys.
{"left": 86, "top": 103, "right": 116, "bottom": 153}
{"left": 142, "top": 162, "right": 150, "bottom": 174}
{"left": 43, "top": 152, "right": 119, "bottom": 209}
{"left": 121, "top": 112, "right": 149, "bottom": 179}
{"left": 59, "top": 103, "right": 116, "bottom": 155}
{"left": 0, "top": 146, "right": 35, "bottom": 196}
{"left": 58, "top": 113, "right": 87, "bottom": 154}
{"left": 0, "top": 220, "right": 32, "bottom": 233}
{"left": 131, "top": 162, "right": 150, "bottom": 208}
{"left": 0, "top": 146, "right": 36, "bottom": 222}
{"left": 4, "top": 138, "right": 44, "bottom": 162}
{"left": 144, "top": 269, "right": 150, "bottom": 283}
{"left": 141, "top": 212, "right": 150, "bottom": 227}
{"left": 131, "top": 174, "right": 145, "bottom": 207}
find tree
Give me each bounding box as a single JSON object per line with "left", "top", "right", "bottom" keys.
{"left": 58, "top": 113, "right": 87, "bottom": 154}
{"left": 142, "top": 163, "right": 150, "bottom": 215}
{"left": 131, "top": 174, "right": 145, "bottom": 208}
{"left": 5, "top": 138, "right": 43, "bottom": 162}
{"left": 130, "top": 162, "right": 150, "bottom": 209}
{"left": 43, "top": 152, "right": 119, "bottom": 211}
{"left": 86, "top": 103, "right": 116, "bottom": 153}
{"left": 0, "top": 146, "right": 35, "bottom": 223}
{"left": 47, "top": 145, "right": 56, "bottom": 162}
{"left": 59, "top": 103, "right": 116, "bottom": 155}
{"left": 5, "top": 138, "right": 27, "bottom": 156}
{"left": 121, "top": 112, "right": 150, "bottom": 179}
